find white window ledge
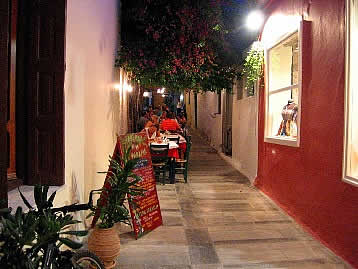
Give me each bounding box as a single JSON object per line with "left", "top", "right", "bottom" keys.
{"left": 264, "top": 136, "right": 299, "bottom": 147}
{"left": 342, "top": 176, "right": 358, "bottom": 187}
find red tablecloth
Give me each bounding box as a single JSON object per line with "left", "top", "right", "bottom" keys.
{"left": 168, "top": 142, "right": 186, "bottom": 159}
{"left": 168, "top": 148, "right": 179, "bottom": 159}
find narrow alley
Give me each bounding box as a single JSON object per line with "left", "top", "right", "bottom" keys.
{"left": 117, "top": 133, "right": 350, "bottom": 269}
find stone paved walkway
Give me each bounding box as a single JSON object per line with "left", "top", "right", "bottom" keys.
{"left": 116, "top": 133, "right": 351, "bottom": 269}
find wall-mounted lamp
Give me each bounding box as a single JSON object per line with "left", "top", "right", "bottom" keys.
{"left": 114, "top": 83, "right": 121, "bottom": 90}
{"left": 126, "top": 84, "right": 133, "bottom": 92}
{"left": 246, "top": 10, "right": 264, "bottom": 31}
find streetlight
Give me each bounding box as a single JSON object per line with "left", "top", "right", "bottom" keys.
{"left": 246, "top": 10, "right": 264, "bottom": 31}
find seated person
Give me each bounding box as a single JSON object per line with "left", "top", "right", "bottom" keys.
{"left": 145, "top": 115, "right": 159, "bottom": 128}
{"left": 160, "top": 110, "right": 167, "bottom": 121}
{"left": 160, "top": 112, "right": 182, "bottom": 133}
{"left": 177, "top": 113, "right": 186, "bottom": 127}
{"left": 142, "top": 115, "right": 160, "bottom": 139}
{"left": 137, "top": 111, "right": 148, "bottom": 131}
{"left": 146, "top": 126, "right": 159, "bottom": 140}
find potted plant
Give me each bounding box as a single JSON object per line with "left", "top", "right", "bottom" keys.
{"left": 88, "top": 147, "right": 144, "bottom": 269}
{"left": 0, "top": 185, "right": 89, "bottom": 268}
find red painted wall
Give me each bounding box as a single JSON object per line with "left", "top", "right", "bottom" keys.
{"left": 255, "top": 0, "right": 358, "bottom": 268}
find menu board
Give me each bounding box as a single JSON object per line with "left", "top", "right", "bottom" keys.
{"left": 117, "top": 133, "right": 163, "bottom": 239}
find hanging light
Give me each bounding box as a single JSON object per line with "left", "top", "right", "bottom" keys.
{"left": 246, "top": 10, "right": 264, "bottom": 31}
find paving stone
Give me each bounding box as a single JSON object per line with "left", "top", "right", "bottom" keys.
{"left": 189, "top": 243, "right": 220, "bottom": 264}
{"left": 185, "top": 228, "right": 211, "bottom": 245}
{"left": 116, "top": 131, "right": 351, "bottom": 269}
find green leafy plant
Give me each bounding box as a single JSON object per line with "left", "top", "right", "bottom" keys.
{"left": 89, "top": 147, "right": 144, "bottom": 229}
{"left": 117, "top": 0, "right": 240, "bottom": 93}
{"left": 242, "top": 41, "right": 264, "bottom": 96}
{"left": 22, "top": 185, "right": 87, "bottom": 250}
{"left": 0, "top": 207, "right": 39, "bottom": 268}
{"left": 0, "top": 185, "right": 88, "bottom": 267}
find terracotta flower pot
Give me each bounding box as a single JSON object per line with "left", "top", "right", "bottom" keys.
{"left": 88, "top": 226, "right": 120, "bottom": 269}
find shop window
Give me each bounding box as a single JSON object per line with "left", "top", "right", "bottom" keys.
{"left": 264, "top": 30, "right": 300, "bottom": 147}
{"left": 343, "top": 0, "right": 358, "bottom": 186}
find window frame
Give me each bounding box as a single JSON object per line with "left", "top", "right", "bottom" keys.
{"left": 264, "top": 26, "right": 302, "bottom": 147}
{"left": 343, "top": 0, "right": 358, "bottom": 187}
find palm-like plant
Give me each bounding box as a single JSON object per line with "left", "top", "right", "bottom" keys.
{"left": 0, "top": 185, "right": 88, "bottom": 267}
{"left": 90, "top": 147, "right": 144, "bottom": 229}
{"left": 0, "top": 207, "right": 39, "bottom": 268}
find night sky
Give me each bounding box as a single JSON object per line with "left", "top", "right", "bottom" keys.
{"left": 220, "top": 0, "right": 260, "bottom": 61}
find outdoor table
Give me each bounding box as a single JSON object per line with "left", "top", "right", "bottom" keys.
{"left": 165, "top": 134, "right": 187, "bottom": 156}
{"left": 150, "top": 135, "right": 187, "bottom": 183}
{"left": 150, "top": 140, "right": 179, "bottom": 158}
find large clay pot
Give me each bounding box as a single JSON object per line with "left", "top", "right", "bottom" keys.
{"left": 88, "top": 226, "right": 120, "bottom": 269}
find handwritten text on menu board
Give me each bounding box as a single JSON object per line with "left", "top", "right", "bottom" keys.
{"left": 118, "top": 133, "right": 163, "bottom": 239}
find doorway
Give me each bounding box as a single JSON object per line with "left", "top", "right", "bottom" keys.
{"left": 222, "top": 91, "right": 233, "bottom": 156}
{"left": 0, "top": 0, "right": 66, "bottom": 206}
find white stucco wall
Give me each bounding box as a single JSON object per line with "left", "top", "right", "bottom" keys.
{"left": 54, "top": 0, "right": 129, "bottom": 215}
{"left": 196, "top": 91, "right": 223, "bottom": 152}
{"left": 231, "top": 82, "right": 258, "bottom": 182}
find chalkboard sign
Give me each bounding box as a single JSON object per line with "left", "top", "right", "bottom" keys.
{"left": 117, "top": 133, "right": 163, "bottom": 239}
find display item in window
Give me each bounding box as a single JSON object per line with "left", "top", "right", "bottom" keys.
{"left": 276, "top": 99, "right": 298, "bottom": 137}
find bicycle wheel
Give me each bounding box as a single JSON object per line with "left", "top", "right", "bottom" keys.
{"left": 71, "top": 250, "right": 105, "bottom": 269}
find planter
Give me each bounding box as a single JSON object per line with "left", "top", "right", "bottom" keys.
{"left": 88, "top": 226, "right": 120, "bottom": 269}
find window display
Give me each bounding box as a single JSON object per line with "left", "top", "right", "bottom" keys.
{"left": 265, "top": 31, "right": 300, "bottom": 146}
{"left": 344, "top": 0, "right": 358, "bottom": 185}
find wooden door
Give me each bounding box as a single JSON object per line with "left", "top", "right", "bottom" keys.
{"left": 27, "top": 0, "right": 66, "bottom": 185}
{"left": 0, "top": 0, "right": 9, "bottom": 207}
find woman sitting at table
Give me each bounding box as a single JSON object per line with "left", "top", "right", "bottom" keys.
{"left": 146, "top": 114, "right": 159, "bottom": 127}
{"left": 160, "top": 112, "right": 182, "bottom": 133}
{"left": 140, "top": 115, "right": 159, "bottom": 139}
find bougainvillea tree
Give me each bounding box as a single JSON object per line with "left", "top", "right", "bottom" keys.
{"left": 116, "top": 0, "right": 240, "bottom": 92}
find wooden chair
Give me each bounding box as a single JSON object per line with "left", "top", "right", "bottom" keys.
{"left": 185, "top": 135, "right": 191, "bottom": 144}
{"left": 150, "top": 143, "right": 170, "bottom": 184}
{"left": 175, "top": 141, "right": 192, "bottom": 183}
{"left": 168, "top": 135, "right": 180, "bottom": 144}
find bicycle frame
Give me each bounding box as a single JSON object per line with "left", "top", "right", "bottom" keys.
{"left": 38, "top": 188, "right": 103, "bottom": 268}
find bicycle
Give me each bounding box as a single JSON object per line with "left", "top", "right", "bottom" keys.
{"left": 42, "top": 188, "right": 105, "bottom": 269}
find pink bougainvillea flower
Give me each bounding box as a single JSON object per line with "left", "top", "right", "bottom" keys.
{"left": 153, "top": 31, "right": 160, "bottom": 41}
{"left": 179, "top": 35, "right": 185, "bottom": 45}
{"left": 149, "top": 60, "right": 156, "bottom": 67}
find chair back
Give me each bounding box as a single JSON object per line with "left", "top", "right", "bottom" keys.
{"left": 150, "top": 143, "right": 169, "bottom": 163}
{"left": 168, "top": 135, "right": 180, "bottom": 144}
{"left": 184, "top": 141, "right": 192, "bottom": 161}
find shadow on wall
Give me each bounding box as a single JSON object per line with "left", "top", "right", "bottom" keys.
{"left": 70, "top": 172, "right": 87, "bottom": 233}
{"left": 107, "top": 68, "right": 129, "bottom": 141}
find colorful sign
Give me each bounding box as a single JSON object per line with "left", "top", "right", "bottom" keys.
{"left": 117, "top": 133, "right": 163, "bottom": 239}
